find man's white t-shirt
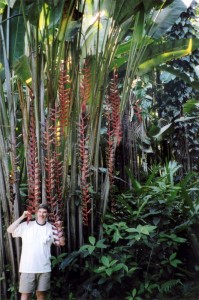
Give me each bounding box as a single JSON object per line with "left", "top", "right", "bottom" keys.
{"left": 12, "top": 220, "right": 54, "bottom": 273}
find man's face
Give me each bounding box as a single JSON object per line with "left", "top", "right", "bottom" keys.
{"left": 36, "top": 208, "right": 48, "bottom": 224}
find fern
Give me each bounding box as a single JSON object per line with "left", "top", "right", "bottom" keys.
{"left": 160, "top": 279, "right": 182, "bottom": 294}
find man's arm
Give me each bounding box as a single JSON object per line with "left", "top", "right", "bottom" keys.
{"left": 7, "top": 211, "right": 31, "bottom": 234}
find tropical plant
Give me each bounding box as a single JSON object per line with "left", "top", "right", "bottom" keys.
{"left": 58, "top": 161, "right": 199, "bottom": 299}
{"left": 0, "top": 0, "right": 198, "bottom": 298}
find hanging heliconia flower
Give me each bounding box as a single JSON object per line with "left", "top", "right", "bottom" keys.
{"left": 80, "top": 58, "right": 91, "bottom": 114}
{"left": 78, "top": 58, "right": 92, "bottom": 226}
{"left": 43, "top": 108, "right": 65, "bottom": 246}
{"left": 78, "top": 108, "right": 91, "bottom": 226}
{"left": 26, "top": 100, "right": 41, "bottom": 221}
{"left": 108, "top": 70, "right": 122, "bottom": 145}
{"left": 58, "top": 61, "right": 71, "bottom": 136}
{"left": 106, "top": 109, "right": 115, "bottom": 187}
{"left": 105, "top": 70, "right": 122, "bottom": 211}
{"left": 133, "top": 100, "right": 143, "bottom": 123}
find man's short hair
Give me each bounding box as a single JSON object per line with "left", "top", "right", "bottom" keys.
{"left": 38, "top": 203, "right": 50, "bottom": 213}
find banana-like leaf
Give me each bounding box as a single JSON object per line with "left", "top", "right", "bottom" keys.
{"left": 159, "top": 65, "right": 199, "bottom": 90}
{"left": 183, "top": 99, "right": 199, "bottom": 114}
{"left": 112, "top": 38, "right": 199, "bottom": 72}
{"left": 0, "top": 1, "right": 25, "bottom": 69}
{"left": 153, "top": 123, "right": 172, "bottom": 139}
{"left": 138, "top": 38, "right": 199, "bottom": 75}
{"left": 150, "top": 0, "right": 193, "bottom": 39}
{"left": 0, "top": 1, "right": 6, "bottom": 12}
{"left": 174, "top": 116, "right": 198, "bottom": 122}
{"left": 114, "top": 0, "right": 141, "bottom": 25}
{"left": 13, "top": 55, "right": 32, "bottom": 86}
{"left": 153, "top": 115, "right": 198, "bottom": 140}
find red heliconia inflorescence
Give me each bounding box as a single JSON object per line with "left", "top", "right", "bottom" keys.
{"left": 106, "top": 110, "right": 115, "bottom": 187}
{"left": 26, "top": 100, "right": 41, "bottom": 222}
{"left": 105, "top": 70, "right": 122, "bottom": 211}
{"left": 108, "top": 70, "right": 122, "bottom": 145}
{"left": 78, "top": 58, "right": 92, "bottom": 226}
{"left": 43, "top": 108, "right": 65, "bottom": 246}
{"left": 133, "top": 100, "right": 143, "bottom": 123}
{"left": 78, "top": 109, "right": 91, "bottom": 226}
{"left": 80, "top": 58, "right": 91, "bottom": 114}
{"left": 58, "top": 61, "right": 71, "bottom": 136}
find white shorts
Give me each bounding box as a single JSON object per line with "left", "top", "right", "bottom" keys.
{"left": 19, "top": 272, "right": 51, "bottom": 293}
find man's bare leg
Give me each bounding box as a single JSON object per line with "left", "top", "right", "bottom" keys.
{"left": 21, "top": 293, "right": 31, "bottom": 300}
{"left": 36, "top": 291, "right": 47, "bottom": 300}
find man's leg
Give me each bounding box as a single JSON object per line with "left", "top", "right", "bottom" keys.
{"left": 19, "top": 274, "right": 35, "bottom": 299}
{"left": 36, "top": 291, "right": 47, "bottom": 300}
{"left": 21, "top": 293, "right": 31, "bottom": 300}
{"left": 36, "top": 272, "right": 51, "bottom": 300}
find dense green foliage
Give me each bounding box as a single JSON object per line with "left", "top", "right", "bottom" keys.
{"left": 49, "top": 162, "right": 199, "bottom": 299}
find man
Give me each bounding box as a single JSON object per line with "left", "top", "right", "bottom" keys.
{"left": 7, "top": 203, "right": 64, "bottom": 300}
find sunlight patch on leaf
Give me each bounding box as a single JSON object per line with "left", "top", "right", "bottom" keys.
{"left": 153, "top": 123, "right": 172, "bottom": 139}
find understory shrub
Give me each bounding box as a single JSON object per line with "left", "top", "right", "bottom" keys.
{"left": 54, "top": 162, "right": 199, "bottom": 299}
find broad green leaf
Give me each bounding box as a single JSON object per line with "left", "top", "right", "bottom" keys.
{"left": 113, "top": 229, "right": 122, "bottom": 243}
{"left": 24, "top": 1, "right": 42, "bottom": 25}
{"left": 132, "top": 288, "right": 137, "bottom": 297}
{"left": 169, "top": 252, "right": 177, "bottom": 261}
{"left": 98, "top": 278, "right": 107, "bottom": 285}
{"left": 114, "top": 0, "right": 141, "bottom": 25}
{"left": 123, "top": 264, "right": 128, "bottom": 272}
{"left": 112, "top": 263, "right": 124, "bottom": 272}
{"left": 96, "top": 239, "right": 108, "bottom": 249}
{"left": 94, "top": 266, "right": 106, "bottom": 273}
{"left": 112, "top": 38, "right": 199, "bottom": 73}
{"left": 126, "top": 227, "right": 138, "bottom": 233}
{"left": 174, "top": 116, "right": 197, "bottom": 122}
{"left": 13, "top": 55, "right": 32, "bottom": 85}
{"left": 125, "top": 167, "right": 142, "bottom": 191}
{"left": 160, "top": 65, "right": 199, "bottom": 90}
{"left": 1, "top": 1, "right": 26, "bottom": 67}
{"left": 79, "top": 245, "right": 89, "bottom": 251}
{"left": 88, "top": 236, "right": 96, "bottom": 246}
{"left": 138, "top": 39, "right": 199, "bottom": 75}
{"left": 140, "top": 225, "right": 156, "bottom": 235}
{"left": 105, "top": 268, "right": 112, "bottom": 276}
{"left": 101, "top": 256, "right": 110, "bottom": 267}
{"left": 60, "top": 251, "right": 80, "bottom": 269}
{"left": 0, "top": 1, "right": 6, "bottom": 13}
{"left": 170, "top": 259, "right": 182, "bottom": 267}
{"left": 150, "top": 0, "right": 193, "bottom": 39}
{"left": 134, "top": 10, "right": 144, "bottom": 43}
{"left": 65, "top": 20, "right": 81, "bottom": 41}
{"left": 183, "top": 100, "right": 199, "bottom": 114}
{"left": 153, "top": 217, "right": 160, "bottom": 226}
{"left": 109, "top": 259, "right": 118, "bottom": 267}
{"left": 114, "top": 37, "right": 153, "bottom": 57}
{"left": 88, "top": 245, "right": 95, "bottom": 254}
{"left": 153, "top": 123, "right": 172, "bottom": 139}
{"left": 159, "top": 233, "right": 186, "bottom": 243}
{"left": 128, "top": 267, "right": 137, "bottom": 275}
